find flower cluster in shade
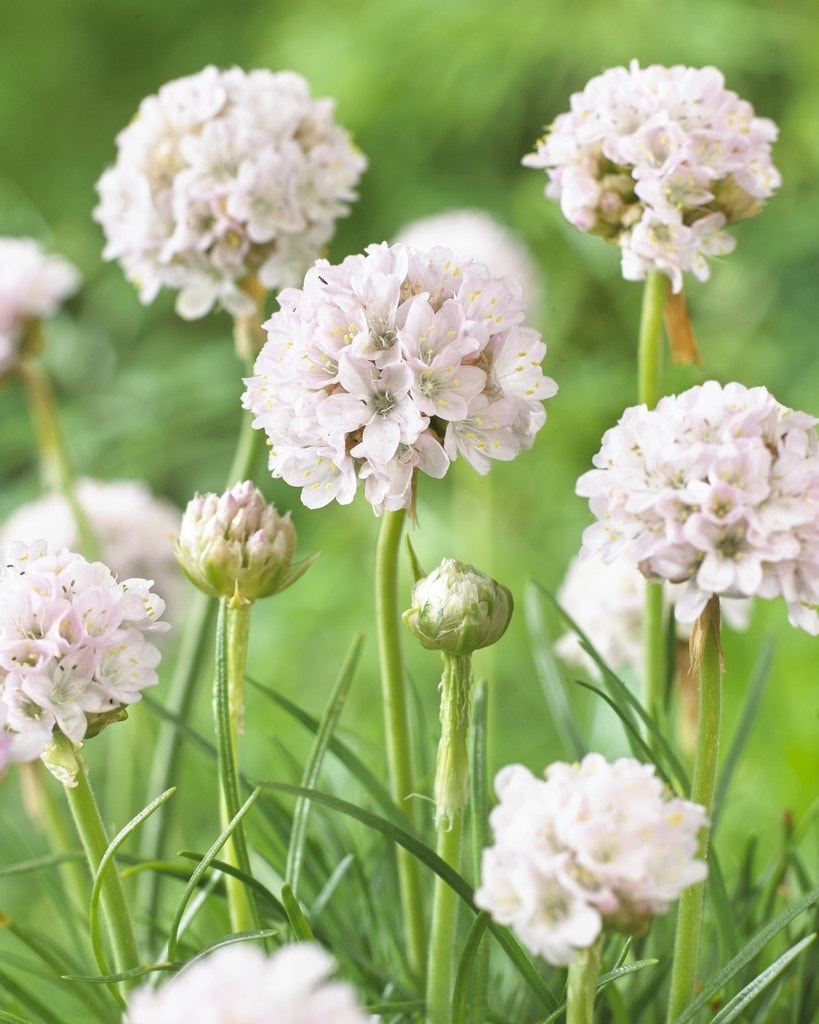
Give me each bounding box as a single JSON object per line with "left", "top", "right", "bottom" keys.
{"left": 0, "top": 541, "right": 168, "bottom": 775}
{"left": 393, "top": 208, "right": 544, "bottom": 324}
{"left": 523, "top": 61, "right": 781, "bottom": 292}
{"left": 576, "top": 381, "right": 819, "bottom": 632}
{"left": 243, "top": 241, "right": 557, "bottom": 513}
{"left": 555, "top": 551, "right": 752, "bottom": 682}
{"left": 124, "top": 943, "right": 370, "bottom": 1024}
{"left": 0, "top": 237, "right": 81, "bottom": 377}
{"left": 475, "top": 754, "right": 708, "bottom": 966}
{"left": 94, "top": 65, "right": 367, "bottom": 320}
{"left": 0, "top": 478, "right": 186, "bottom": 622}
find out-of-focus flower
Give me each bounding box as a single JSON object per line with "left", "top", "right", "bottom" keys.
{"left": 124, "top": 942, "right": 370, "bottom": 1024}
{"left": 174, "top": 480, "right": 316, "bottom": 605}
{"left": 404, "top": 557, "right": 512, "bottom": 655}
{"left": 393, "top": 208, "right": 544, "bottom": 322}
{"left": 475, "top": 754, "right": 708, "bottom": 965}
{"left": 576, "top": 381, "right": 819, "bottom": 631}
{"left": 0, "top": 479, "right": 185, "bottom": 621}
{"left": 524, "top": 61, "right": 780, "bottom": 292}
{"left": 0, "top": 541, "right": 168, "bottom": 778}
{"left": 94, "top": 65, "right": 366, "bottom": 320}
{"left": 243, "top": 242, "right": 557, "bottom": 513}
{"left": 0, "top": 237, "right": 80, "bottom": 377}
{"left": 555, "top": 552, "right": 752, "bottom": 681}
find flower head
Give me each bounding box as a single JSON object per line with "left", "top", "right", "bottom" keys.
{"left": 125, "top": 942, "right": 370, "bottom": 1024}
{"left": 174, "top": 481, "right": 316, "bottom": 605}
{"left": 94, "top": 65, "right": 366, "bottom": 319}
{"left": 576, "top": 381, "right": 819, "bottom": 631}
{"left": 242, "top": 241, "right": 557, "bottom": 513}
{"left": 475, "top": 754, "right": 708, "bottom": 964}
{"left": 524, "top": 61, "right": 780, "bottom": 291}
{"left": 404, "top": 557, "right": 513, "bottom": 655}
{"left": 0, "top": 479, "right": 186, "bottom": 622}
{"left": 0, "top": 541, "right": 168, "bottom": 779}
{"left": 0, "top": 237, "right": 80, "bottom": 378}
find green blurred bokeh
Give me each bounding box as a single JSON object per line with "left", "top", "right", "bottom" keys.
{"left": 1, "top": 0, "right": 818, "bottom": 891}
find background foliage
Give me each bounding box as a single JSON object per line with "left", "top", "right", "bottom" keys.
{"left": 1, "top": 0, "right": 818, "bottom": 999}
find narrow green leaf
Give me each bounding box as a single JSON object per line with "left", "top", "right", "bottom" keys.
{"left": 0, "top": 853, "right": 84, "bottom": 877}
{"left": 285, "top": 634, "right": 363, "bottom": 895}
{"left": 176, "top": 852, "right": 286, "bottom": 919}
{"left": 465, "top": 678, "right": 491, "bottom": 1024}
{"left": 281, "top": 882, "right": 315, "bottom": 941}
{"left": 310, "top": 853, "right": 354, "bottom": 921}
{"left": 451, "top": 912, "right": 492, "bottom": 1024}
{"left": 0, "top": 1011, "right": 38, "bottom": 1024}
{"left": 708, "top": 934, "right": 816, "bottom": 1024}
{"left": 0, "top": 968, "right": 68, "bottom": 1024}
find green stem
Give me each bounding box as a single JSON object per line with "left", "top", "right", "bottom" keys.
{"left": 374, "top": 508, "right": 426, "bottom": 984}
{"left": 567, "top": 939, "right": 602, "bottom": 1024}
{"left": 637, "top": 271, "right": 669, "bottom": 747}
{"left": 59, "top": 741, "right": 139, "bottom": 985}
{"left": 425, "top": 811, "right": 464, "bottom": 1024}
{"left": 214, "top": 598, "right": 259, "bottom": 934}
{"left": 666, "top": 597, "right": 722, "bottom": 1023}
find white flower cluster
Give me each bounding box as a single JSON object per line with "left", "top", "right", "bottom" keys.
{"left": 475, "top": 754, "right": 707, "bottom": 966}
{"left": 0, "top": 479, "right": 185, "bottom": 621}
{"left": 125, "top": 943, "right": 370, "bottom": 1024}
{"left": 555, "top": 552, "right": 751, "bottom": 681}
{"left": 0, "top": 541, "right": 168, "bottom": 773}
{"left": 94, "top": 65, "right": 367, "bottom": 320}
{"left": 0, "top": 237, "right": 80, "bottom": 377}
{"left": 243, "top": 241, "right": 557, "bottom": 513}
{"left": 576, "top": 381, "right": 819, "bottom": 631}
{"left": 524, "top": 61, "right": 780, "bottom": 292}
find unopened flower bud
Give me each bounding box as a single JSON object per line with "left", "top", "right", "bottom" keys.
{"left": 174, "top": 481, "right": 316, "bottom": 605}
{"left": 404, "top": 558, "right": 513, "bottom": 655}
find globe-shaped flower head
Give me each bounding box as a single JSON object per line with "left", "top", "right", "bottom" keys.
{"left": 94, "top": 65, "right": 367, "bottom": 320}
{"left": 576, "top": 380, "right": 819, "bottom": 631}
{"left": 524, "top": 61, "right": 781, "bottom": 292}
{"left": 242, "top": 241, "right": 557, "bottom": 513}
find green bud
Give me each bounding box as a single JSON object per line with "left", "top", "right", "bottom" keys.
{"left": 403, "top": 558, "right": 513, "bottom": 655}
{"left": 174, "top": 481, "right": 317, "bottom": 605}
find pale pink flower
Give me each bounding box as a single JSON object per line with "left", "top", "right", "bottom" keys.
{"left": 243, "top": 242, "right": 557, "bottom": 513}
{"left": 576, "top": 381, "right": 819, "bottom": 630}
{"left": 0, "top": 541, "right": 168, "bottom": 775}
{"left": 94, "top": 66, "right": 366, "bottom": 319}
{"left": 124, "top": 943, "right": 370, "bottom": 1024}
{"left": 475, "top": 754, "right": 707, "bottom": 964}
{"left": 524, "top": 61, "right": 780, "bottom": 291}
{"left": 0, "top": 238, "right": 80, "bottom": 376}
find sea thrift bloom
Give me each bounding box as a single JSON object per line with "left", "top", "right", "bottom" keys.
{"left": 576, "top": 381, "right": 819, "bottom": 631}
{"left": 475, "top": 754, "right": 708, "bottom": 965}
{"left": 404, "top": 557, "right": 513, "bottom": 655}
{"left": 0, "top": 479, "right": 185, "bottom": 619}
{"left": 524, "top": 61, "right": 780, "bottom": 291}
{"left": 125, "top": 943, "right": 370, "bottom": 1024}
{"left": 555, "top": 552, "right": 751, "bottom": 680}
{"left": 94, "top": 65, "right": 366, "bottom": 319}
{"left": 394, "top": 208, "right": 544, "bottom": 322}
{"left": 0, "top": 541, "right": 168, "bottom": 774}
{"left": 0, "top": 237, "right": 80, "bottom": 377}
{"left": 174, "top": 481, "right": 316, "bottom": 604}
{"left": 243, "top": 241, "right": 557, "bottom": 513}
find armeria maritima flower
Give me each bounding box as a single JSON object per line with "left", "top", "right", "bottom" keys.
{"left": 125, "top": 943, "right": 370, "bottom": 1024}
{"left": 242, "top": 241, "right": 557, "bottom": 513}
{"left": 524, "top": 61, "right": 780, "bottom": 292}
{"left": 576, "top": 380, "right": 819, "bottom": 631}
{"left": 0, "top": 237, "right": 80, "bottom": 378}
{"left": 94, "top": 65, "right": 366, "bottom": 319}
{"left": 475, "top": 754, "right": 707, "bottom": 965}
{"left": 0, "top": 541, "right": 168, "bottom": 776}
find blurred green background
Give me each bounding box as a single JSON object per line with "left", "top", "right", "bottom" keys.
{"left": 1, "top": 0, "right": 817, "bottom": 902}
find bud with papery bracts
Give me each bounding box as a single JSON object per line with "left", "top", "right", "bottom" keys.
{"left": 404, "top": 557, "right": 513, "bottom": 656}
{"left": 174, "top": 481, "right": 317, "bottom": 606}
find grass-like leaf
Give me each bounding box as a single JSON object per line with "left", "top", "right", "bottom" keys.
{"left": 451, "top": 912, "right": 491, "bottom": 1024}
{"left": 281, "top": 882, "right": 315, "bottom": 941}
{"left": 0, "top": 854, "right": 84, "bottom": 878}
{"left": 285, "top": 634, "right": 364, "bottom": 895}
{"left": 708, "top": 934, "right": 815, "bottom": 1024}
{"left": 0, "top": 968, "right": 68, "bottom": 1024}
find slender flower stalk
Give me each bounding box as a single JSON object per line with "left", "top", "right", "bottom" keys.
{"left": 567, "top": 939, "right": 603, "bottom": 1024}
{"left": 374, "top": 508, "right": 426, "bottom": 982}
{"left": 666, "top": 596, "right": 722, "bottom": 1022}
